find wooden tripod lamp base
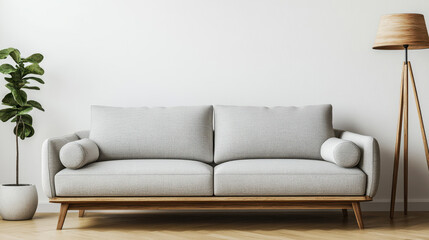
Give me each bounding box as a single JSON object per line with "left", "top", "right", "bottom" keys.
{"left": 373, "top": 13, "right": 429, "bottom": 219}
{"left": 390, "top": 61, "right": 429, "bottom": 218}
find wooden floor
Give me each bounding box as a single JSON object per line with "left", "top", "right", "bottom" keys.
{"left": 1, "top": 211, "right": 428, "bottom": 239}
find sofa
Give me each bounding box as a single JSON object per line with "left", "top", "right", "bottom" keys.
{"left": 42, "top": 105, "right": 380, "bottom": 230}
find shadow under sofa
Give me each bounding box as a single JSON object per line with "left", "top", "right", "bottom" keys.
{"left": 41, "top": 105, "right": 380, "bottom": 230}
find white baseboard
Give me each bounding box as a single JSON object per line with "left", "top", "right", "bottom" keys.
{"left": 36, "top": 201, "right": 429, "bottom": 213}
{"left": 37, "top": 202, "right": 59, "bottom": 213}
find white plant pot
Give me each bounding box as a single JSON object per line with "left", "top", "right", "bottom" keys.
{"left": 0, "top": 184, "right": 38, "bottom": 220}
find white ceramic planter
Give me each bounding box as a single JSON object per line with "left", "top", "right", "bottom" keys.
{"left": 0, "top": 184, "right": 38, "bottom": 220}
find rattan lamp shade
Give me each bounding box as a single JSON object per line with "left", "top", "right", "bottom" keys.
{"left": 373, "top": 13, "right": 429, "bottom": 50}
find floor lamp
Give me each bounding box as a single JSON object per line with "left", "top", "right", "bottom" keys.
{"left": 373, "top": 13, "right": 429, "bottom": 219}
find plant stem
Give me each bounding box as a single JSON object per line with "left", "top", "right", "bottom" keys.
{"left": 15, "top": 117, "right": 19, "bottom": 185}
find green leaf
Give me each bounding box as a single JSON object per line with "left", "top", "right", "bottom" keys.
{"left": 9, "top": 49, "right": 21, "bottom": 63}
{"left": 12, "top": 114, "right": 32, "bottom": 125}
{"left": 16, "top": 82, "right": 27, "bottom": 89}
{"left": 4, "top": 77, "right": 14, "bottom": 83}
{"left": 2, "top": 93, "right": 17, "bottom": 106}
{"left": 13, "top": 122, "right": 32, "bottom": 140}
{"left": 22, "top": 76, "right": 44, "bottom": 84}
{"left": 26, "top": 124, "right": 35, "bottom": 138}
{"left": 0, "top": 64, "right": 17, "bottom": 74}
{"left": 24, "top": 64, "right": 44, "bottom": 75}
{"left": 22, "top": 86, "right": 40, "bottom": 90}
{"left": 27, "top": 100, "right": 44, "bottom": 111}
{"left": 11, "top": 89, "right": 27, "bottom": 106}
{"left": 17, "top": 106, "right": 33, "bottom": 115}
{"left": 0, "top": 108, "right": 17, "bottom": 122}
{"left": 23, "top": 53, "right": 43, "bottom": 64}
{"left": 5, "top": 83, "right": 14, "bottom": 91}
{"left": 0, "top": 48, "right": 15, "bottom": 59}
{"left": 13, "top": 124, "right": 22, "bottom": 138}
{"left": 5, "top": 71, "right": 22, "bottom": 83}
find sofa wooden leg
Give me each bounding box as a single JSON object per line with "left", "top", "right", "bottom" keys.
{"left": 342, "top": 209, "right": 348, "bottom": 217}
{"left": 79, "top": 210, "right": 85, "bottom": 217}
{"left": 57, "top": 203, "right": 69, "bottom": 230}
{"left": 352, "top": 202, "right": 364, "bottom": 229}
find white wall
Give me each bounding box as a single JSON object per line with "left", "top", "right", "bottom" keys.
{"left": 1, "top": 0, "right": 429, "bottom": 211}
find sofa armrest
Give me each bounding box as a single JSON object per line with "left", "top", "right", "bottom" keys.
{"left": 41, "top": 132, "right": 85, "bottom": 198}
{"left": 334, "top": 129, "right": 380, "bottom": 197}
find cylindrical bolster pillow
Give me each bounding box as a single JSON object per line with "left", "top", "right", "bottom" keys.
{"left": 321, "top": 137, "right": 361, "bottom": 168}
{"left": 60, "top": 138, "right": 99, "bottom": 169}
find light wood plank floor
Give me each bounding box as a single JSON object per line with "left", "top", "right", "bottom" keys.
{"left": 1, "top": 211, "right": 428, "bottom": 239}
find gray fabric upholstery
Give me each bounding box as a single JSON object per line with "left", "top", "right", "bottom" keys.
{"left": 42, "top": 127, "right": 379, "bottom": 198}
{"left": 90, "top": 106, "right": 214, "bottom": 163}
{"left": 335, "top": 130, "right": 380, "bottom": 197}
{"left": 214, "top": 159, "right": 366, "bottom": 196}
{"left": 321, "top": 137, "right": 361, "bottom": 168}
{"left": 55, "top": 159, "right": 213, "bottom": 196}
{"left": 75, "top": 130, "right": 89, "bottom": 139}
{"left": 60, "top": 139, "right": 99, "bottom": 169}
{"left": 42, "top": 133, "right": 80, "bottom": 198}
{"left": 214, "top": 105, "right": 335, "bottom": 163}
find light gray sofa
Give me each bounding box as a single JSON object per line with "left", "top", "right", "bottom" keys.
{"left": 42, "top": 105, "right": 380, "bottom": 230}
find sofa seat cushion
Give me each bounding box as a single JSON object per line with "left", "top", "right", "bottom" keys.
{"left": 55, "top": 159, "right": 213, "bottom": 196}
{"left": 214, "top": 159, "right": 366, "bottom": 196}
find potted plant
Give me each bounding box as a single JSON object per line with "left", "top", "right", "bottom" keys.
{"left": 0, "top": 48, "right": 45, "bottom": 220}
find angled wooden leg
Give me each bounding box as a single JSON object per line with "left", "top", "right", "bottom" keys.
{"left": 409, "top": 62, "right": 429, "bottom": 169}
{"left": 352, "top": 202, "right": 364, "bottom": 230}
{"left": 403, "top": 62, "right": 409, "bottom": 216}
{"left": 79, "top": 210, "right": 85, "bottom": 217}
{"left": 342, "top": 209, "right": 348, "bottom": 217}
{"left": 390, "top": 62, "right": 406, "bottom": 219}
{"left": 57, "top": 203, "right": 69, "bottom": 230}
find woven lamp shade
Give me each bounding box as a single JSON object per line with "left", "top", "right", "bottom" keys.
{"left": 373, "top": 13, "right": 429, "bottom": 50}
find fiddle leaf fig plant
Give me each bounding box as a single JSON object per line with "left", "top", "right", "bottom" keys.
{"left": 0, "top": 48, "right": 45, "bottom": 185}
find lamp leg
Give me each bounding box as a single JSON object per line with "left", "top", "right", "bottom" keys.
{"left": 404, "top": 62, "right": 409, "bottom": 215}
{"left": 408, "top": 62, "right": 429, "bottom": 169}
{"left": 390, "top": 62, "right": 406, "bottom": 219}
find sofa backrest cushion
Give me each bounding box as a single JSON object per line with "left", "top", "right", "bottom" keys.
{"left": 90, "top": 106, "right": 214, "bottom": 163}
{"left": 214, "top": 104, "right": 335, "bottom": 163}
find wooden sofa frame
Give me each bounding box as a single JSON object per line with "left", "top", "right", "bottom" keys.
{"left": 51, "top": 196, "right": 371, "bottom": 230}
